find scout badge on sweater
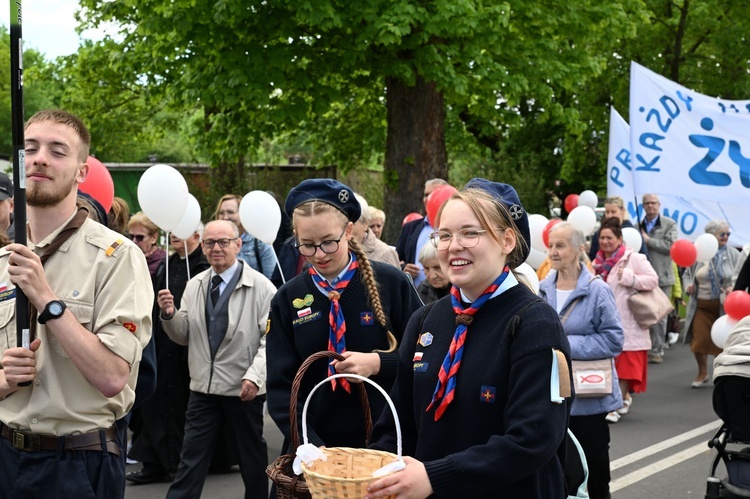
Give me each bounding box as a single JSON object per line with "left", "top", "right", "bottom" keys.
{"left": 426, "top": 266, "right": 510, "bottom": 421}
{"left": 309, "top": 253, "right": 359, "bottom": 392}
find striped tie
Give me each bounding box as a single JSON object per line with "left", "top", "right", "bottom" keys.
{"left": 426, "top": 266, "right": 511, "bottom": 421}
{"left": 309, "top": 254, "right": 359, "bottom": 391}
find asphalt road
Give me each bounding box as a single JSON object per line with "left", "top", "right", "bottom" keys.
{"left": 124, "top": 340, "right": 725, "bottom": 498}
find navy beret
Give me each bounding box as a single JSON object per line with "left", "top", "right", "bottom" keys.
{"left": 285, "top": 178, "right": 361, "bottom": 222}
{"left": 464, "top": 178, "right": 530, "bottom": 265}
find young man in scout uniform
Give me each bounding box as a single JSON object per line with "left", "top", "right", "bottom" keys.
{"left": 0, "top": 110, "right": 153, "bottom": 498}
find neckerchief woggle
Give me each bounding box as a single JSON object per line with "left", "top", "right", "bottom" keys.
{"left": 426, "top": 265, "right": 510, "bottom": 420}
{"left": 309, "top": 253, "right": 359, "bottom": 392}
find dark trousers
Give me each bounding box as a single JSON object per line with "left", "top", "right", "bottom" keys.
{"left": 569, "top": 413, "right": 611, "bottom": 499}
{"left": 0, "top": 432, "right": 125, "bottom": 499}
{"left": 166, "top": 390, "right": 268, "bottom": 499}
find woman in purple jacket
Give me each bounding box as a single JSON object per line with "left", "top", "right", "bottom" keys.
{"left": 540, "top": 222, "right": 624, "bottom": 499}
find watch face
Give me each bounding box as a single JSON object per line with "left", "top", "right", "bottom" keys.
{"left": 49, "top": 302, "right": 64, "bottom": 315}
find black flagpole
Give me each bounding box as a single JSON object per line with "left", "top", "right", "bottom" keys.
{"left": 10, "top": 1, "right": 31, "bottom": 361}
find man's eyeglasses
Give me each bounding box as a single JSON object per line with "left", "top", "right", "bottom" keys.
{"left": 129, "top": 234, "right": 147, "bottom": 242}
{"left": 642, "top": 201, "right": 659, "bottom": 206}
{"left": 719, "top": 232, "right": 731, "bottom": 237}
{"left": 202, "top": 238, "right": 238, "bottom": 249}
{"left": 217, "top": 210, "right": 238, "bottom": 217}
{"left": 430, "top": 228, "right": 492, "bottom": 250}
{"left": 295, "top": 228, "right": 346, "bottom": 257}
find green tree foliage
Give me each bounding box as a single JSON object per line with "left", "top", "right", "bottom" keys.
{"left": 0, "top": 25, "right": 57, "bottom": 157}
{"left": 552, "top": 1, "right": 750, "bottom": 206}
{"left": 76, "top": 0, "right": 644, "bottom": 240}
{"left": 69, "top": 0, "right": 750, "bottom": 239}
{"left": 39, "top": 39, "right": 200, "bottom": 163}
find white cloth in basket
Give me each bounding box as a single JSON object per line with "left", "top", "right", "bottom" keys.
{"left": 293, "top": 444, "right": 327, "bottom": 475}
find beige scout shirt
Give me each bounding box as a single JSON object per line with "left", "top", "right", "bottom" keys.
{"left": 0, "top": 215, "right": 153, "bottom": 435}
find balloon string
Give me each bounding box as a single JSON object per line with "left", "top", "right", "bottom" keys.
{"left": 165, "top": 231, "right": 170, "bottom": 291}
{"left": 185, "top": 250, "right": 191, "bottom": 281}
{"left": 273, "top": 252, "right": 286, "bottom": 284}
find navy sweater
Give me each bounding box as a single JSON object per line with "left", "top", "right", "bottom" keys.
{"left": 267, "top": 261, "right": 423, "bottom": 449}
{"left": 370, "top": 284, "right": 572, "bottom": 499}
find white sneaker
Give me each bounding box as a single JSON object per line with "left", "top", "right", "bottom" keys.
{"left": 605, "top": 412, "right": 620, "bottom": 424}
{"left": 617, "top": 397, "right": 633, "bottom": 415}
{"left": 668, "top": 332, "right": 679, "bottom": 345}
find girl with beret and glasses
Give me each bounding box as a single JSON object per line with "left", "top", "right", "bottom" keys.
{"left": 366, "top": 179, "right": 573, "bottom": 499}
{"left": 266, "top": 179, "right": 422, "bottom": 459}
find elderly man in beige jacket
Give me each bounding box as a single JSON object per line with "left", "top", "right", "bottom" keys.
{"left": 158, "top": 219, "right": 276, "bottom": 499}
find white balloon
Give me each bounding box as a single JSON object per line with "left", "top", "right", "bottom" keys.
{"left": 578, "top": 190, "right": 598, "bottom": 209}
{"left": 622, "top": 227, "right": 642, "bottom": 252}
{"left": 694, "top": 233, "right": 719, "bottom": 263}
{"left": 567, "top": 206, "right": 597, "bottom": 236}
{"left": 526, "top": 246, "right": 548, "bottom": 270}
{"left": 711, "top": 315, "right": 738, "bottom": 349}
{"left": 529, "top": 214, "right": 550, "bottom": 252}
{"left": 137, "top": 164, "right": 189, "bottom": 232}
{"left": 171, "top": 195, "right": 202, "bottom": 240}
{"left": 240, "top": 191, "right": 282, "bottom": 244}
{"left": 515, "top": 263, "right": 540, "bottom": 294}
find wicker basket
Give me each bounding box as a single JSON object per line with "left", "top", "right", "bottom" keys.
{"left": 266, "top": 351, "right": 373, "bottom": 499}
{"left": 300, "top": 373, "right": 403, "bottom": 499}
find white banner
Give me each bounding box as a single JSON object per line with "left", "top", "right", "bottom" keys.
{"left": 630, "top": 62, "right": 750, "bottom": 204}
{"left": 609, "top": 103, "right": 750, "bottom": 246}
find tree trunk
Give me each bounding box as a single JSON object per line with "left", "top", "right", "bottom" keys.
{"left": 383, "top": 75, "right": 448, "bottom": 244}
{"left": 210, "top": 157, "right": 247, "bottom": 199}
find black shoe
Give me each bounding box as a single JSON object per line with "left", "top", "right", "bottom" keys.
{"left": 126, "top": 467, "right": 171, "bottom": 485}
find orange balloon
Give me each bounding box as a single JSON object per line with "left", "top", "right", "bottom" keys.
{"left": 542, "top": 219, "right": 562, "bottom": 247}
{"left": 564, "top": 194, "right": 579, "bottom": 213}
{"left": 426, "top": 185, "right": 457, "bottom": 227}
{"left": 670, "top": 239, "right": 697, "bottom": 268}
{"left": 402, "top": 212, "right": 423, "bottom": 226}
{"left": 80, "top": 156, "right": 115, "bottom": 212}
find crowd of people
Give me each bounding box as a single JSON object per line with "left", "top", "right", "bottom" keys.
{"left": 0, "top": 109, "right": 744, "bottom": 499}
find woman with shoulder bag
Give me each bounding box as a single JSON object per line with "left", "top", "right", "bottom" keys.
{"left": 683, "top": 220, "right": 740, "bottom": 387}
{"left": 540, "top": 222, "right": 624, "bottom": 499}
{"left": 593, "top": 218, "right": 658, "bottom": 421}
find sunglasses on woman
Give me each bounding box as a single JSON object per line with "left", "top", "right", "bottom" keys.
{"left": 129, "top": 234, "right": 147, "bottom": 242}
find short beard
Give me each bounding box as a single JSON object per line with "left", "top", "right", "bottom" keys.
{"left": 27, "top": 181, "right": 76, "bottom": 208}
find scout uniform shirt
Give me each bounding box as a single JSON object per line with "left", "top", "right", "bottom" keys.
{"left": 0, "top": 214, "right": 153, "bottom": 436}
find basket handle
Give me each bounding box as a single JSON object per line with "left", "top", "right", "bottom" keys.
{"left": 289, "top": 351, "right": 372, "bottom": 448}
{"left": 302, "top": 373, "right": 403, "bottom": 460}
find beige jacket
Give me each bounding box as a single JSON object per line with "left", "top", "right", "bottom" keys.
{"left": 162, "top": 261, "right": 275, "bottom": 396}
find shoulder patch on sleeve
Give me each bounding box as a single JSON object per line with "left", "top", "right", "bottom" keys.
{"left": 86, "top": 232, "right": 127, "bottom": 256}
{"left": 105, "top": 239, "right": 125, "bottom": 256}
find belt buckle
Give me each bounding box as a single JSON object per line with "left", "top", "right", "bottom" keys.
{"left": 11, "top": 429, "right": 39, "bottom": 451}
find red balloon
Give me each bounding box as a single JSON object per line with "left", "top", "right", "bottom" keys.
{"left": 542, "top": 219, "right": 562, "bottom": 248}
{"left": 564, "top": 194, "right": 579, "bottom": 213}
{"left": 670, "top": 239, "right": 697, "bottom": 268}
{"left": 402, "top": 212, "right": 423, "bottom": 226}
{"left": 425, "top": 185, "right": 458, "bottom": 228}
{"left": 80, "top": 156, "right": 115, "bottom": 212}
{"left": 724, "top": 290, "right": 750, "bottom": 321}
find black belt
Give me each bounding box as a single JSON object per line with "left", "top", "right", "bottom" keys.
{"left": 0, "top": 423, "right": 121, "bottom": 456}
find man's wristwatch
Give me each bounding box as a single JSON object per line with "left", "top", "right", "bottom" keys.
{"left": 38, "top": 300, "right": 67, "bottom": 324}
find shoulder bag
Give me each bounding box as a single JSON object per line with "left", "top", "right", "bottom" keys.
{"left": 623, "top": 254, "right": 674, "bottom": 329}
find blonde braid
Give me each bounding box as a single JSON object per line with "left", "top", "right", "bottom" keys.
{"left": 349, "top": 238, "right": 398, "bottom": 352}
